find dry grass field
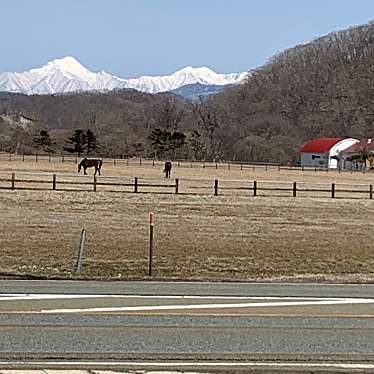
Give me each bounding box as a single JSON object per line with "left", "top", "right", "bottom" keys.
{"left": 1, "top": 158, "right": 374, "bottom": 282}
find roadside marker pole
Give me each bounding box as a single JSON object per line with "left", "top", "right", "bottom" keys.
{"left": 149, "top": 213, "right": 155, "bottom": 276}
{"left": 75, "top": 229, "right": 86, "bottom": 274}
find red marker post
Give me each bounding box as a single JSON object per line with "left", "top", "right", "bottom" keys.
{"left": 149, "top": 212, "right": 155, "bottom": 276}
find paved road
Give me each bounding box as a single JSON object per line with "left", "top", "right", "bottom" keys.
{"left": 0, "top": 280, "right": 374, "bottom": 372}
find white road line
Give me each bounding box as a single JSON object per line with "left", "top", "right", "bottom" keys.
{"left": 0, "top": 361, "right": 374, "bottom": 370}
{"left": 2, "top": 294, "right": 373, "bottom": 314}
{"left": 0, "top": 294, "right": 351, "bottom": 301}
{"left": 37, "top": 298, "right": 374, "bottom": 314}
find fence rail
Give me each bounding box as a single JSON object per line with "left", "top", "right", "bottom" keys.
{"left": 0, "top": 171, "right": 373, "bottom": 199}
{"left": 0, "top": 152, "right": 370, "bottom": 173}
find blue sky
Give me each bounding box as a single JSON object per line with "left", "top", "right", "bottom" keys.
{"left": 1, "top": 0, "right": 374, "bottom": 77}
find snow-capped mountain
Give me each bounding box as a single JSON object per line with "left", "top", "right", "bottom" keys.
{"left": 0, "top": 56, "right": 247, "bottom": 95}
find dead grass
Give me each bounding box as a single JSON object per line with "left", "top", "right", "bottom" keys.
{"left": 1, "top": 180, "right": 374, "bottom": 281}
{"left": 1, "top": 159, "right": 374, "bottom": 281}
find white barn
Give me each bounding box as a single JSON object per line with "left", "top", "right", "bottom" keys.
{"left": 300, "top": 137, "right": 359, "bottom": 169}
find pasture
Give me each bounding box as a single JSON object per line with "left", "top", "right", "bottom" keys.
{"left": 1, "top": 158, "right": 374, "bottom": 281}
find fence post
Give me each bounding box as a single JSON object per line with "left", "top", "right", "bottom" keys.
{"left": 265, "top": 165, "right": 268, "bottom": 171}
{"left": 240, "top": 163, "right": 243, "bottom": 171}
{"left": 215, "top": 162, "right": 218, "bottom": 169}
{"left": 253, "top": 180, "right": 257, "bottom": 196}
{"left": 228, "top": 162, "right": 230, "bottom": 170}
{"left": 331, "top": 183, "right": 335, "bottom": 198}
{"left": 149, "top": 213, "right": 155, "bottom": 276}
{"left": 62, "top": 156, "right": 64, "bottom": 163}
{"left": 75, "top": 229, "right": 86, "bottom": 274}
{"left": 370, "top": 184, "right": 373, "bottom": 200}
{"left": 152, "top": 159, "right": 155, "bottom": 167}
{"left": 293, "top": 181, "right": 297, "bottom": 197}
{"left": 11, "top": 172, "right": 15, "bottom": 190}
{"left": 93, "top": 176, "right": 97, "bottom": 192}
{"left": 134, "top": 177, "right": 138, "bottom": 193}
{"left": 22, "top": 154, "right": 25, "bottom": 162}
{"left": 175, "top": 178, "right": 179, "bottom": 194}
{"left": 52, "top": 174, "right": 56, "bottom": 190}
{"left": 214, "top": 179, "right": 218, "bottom": 196}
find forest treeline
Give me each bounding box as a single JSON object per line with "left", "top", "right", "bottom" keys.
{"left": 1, "top": 21, "right": 374, "bottom": 163}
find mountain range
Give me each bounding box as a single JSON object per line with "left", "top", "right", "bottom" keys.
{"left": 0, "top": 56, "right": 247, "bottom": 96}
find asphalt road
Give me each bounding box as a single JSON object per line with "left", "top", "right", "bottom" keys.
{"left": 0, "top": 280, "right": 374, "bottom": 373}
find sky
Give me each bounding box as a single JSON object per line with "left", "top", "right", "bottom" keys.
{"left": 1, "top": 0, "right": 374, "bottom": 78}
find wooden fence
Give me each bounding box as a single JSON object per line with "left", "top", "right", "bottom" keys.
{"left": 0, "top": 171, "right": 373, "bottom": 199}
{"left": 0, "top": 152, "right": 368, "bottom": 173}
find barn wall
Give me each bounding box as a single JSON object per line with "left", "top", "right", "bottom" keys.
{"left": 300, "top": 153, "right": 327, "bottom": 167}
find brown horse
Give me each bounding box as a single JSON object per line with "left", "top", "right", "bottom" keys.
{"left": 78, "top": 158, "right": 103, "bottom": 175}
{"left": 163, "top": 161, "right": 172, "bottom": 178}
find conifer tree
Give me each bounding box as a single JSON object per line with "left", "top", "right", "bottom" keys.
{"left": 33, "top": 130, "right": 55, "bottom": 153}
{"left": 86, "top": 129, "right": 100, "bottom": 155}
{"left": 63, "top": 129, "right": 87, "bottom": 156}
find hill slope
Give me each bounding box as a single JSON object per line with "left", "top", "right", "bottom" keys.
{"left": 208, "top": 21, "right": 374, "bottom": 163}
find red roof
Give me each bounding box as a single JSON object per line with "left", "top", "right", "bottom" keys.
{"left": 343, "top": 139, "right": 374, "bottom": 153}
{"left": 300, "top": 138, "right": 344, "bottom": 153}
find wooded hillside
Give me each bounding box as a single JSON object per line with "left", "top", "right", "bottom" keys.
{"left": 210, "top": 22, "right": 374, "bottom": 163}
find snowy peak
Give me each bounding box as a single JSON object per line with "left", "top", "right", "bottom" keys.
{"left": 0, "top": 57, "right": 247, "bottom": 95}
{"left": 172, "top": 65, "right": 241, "bottom": 85}
{"left": 28, "top": 56, "right": 96, "bottom": 83}
{"left": 124, "top": 65, "right": 245, "bottom": 93}
{"left": 35, "top": 56, "right": 91, "bottom": 76}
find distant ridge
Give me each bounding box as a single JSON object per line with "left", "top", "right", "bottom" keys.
{"left": 169, "top": 83, "right": 231, "bottom": 101}
{"left": 0, "top": 57, "right": 247, "bottom": 95}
